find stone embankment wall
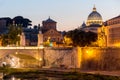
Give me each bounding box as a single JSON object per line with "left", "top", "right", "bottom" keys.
{"left": 1, "top": 47, "right": 120, "bottom": 70}
{"left": 80, "top": 47, "right": 120, "bottom": 70}
{"left": 0, "top": 47, "right": 77, "bottom": 68}
{"left": 43, "top": 47, "right": 77, "bottom": 68}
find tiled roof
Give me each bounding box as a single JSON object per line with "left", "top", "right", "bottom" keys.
{"left": 108, "top": 15, "right": 120, "bottom": 21}
{"left": 43, "top": 17, "right": 56, "bottom": 23}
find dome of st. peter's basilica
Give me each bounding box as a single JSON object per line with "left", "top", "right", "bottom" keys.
{"left": 86, "top": 6, "right": 103, "bottom": 26}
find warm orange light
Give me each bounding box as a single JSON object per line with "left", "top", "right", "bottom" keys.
{"left": 77, "top": 47, "right": 82, "bottom": 68}
{"left": 114, "top": 43, "right": 120, "bottom": 47}
{"left": 85, "top": 49, "right": 95, "bottom": 59}
{"left": 15, "top": 52, "right": 18, "bottom": 54}
{"left": 64, "top": 36, "right": 72, "bottom": 46}
{"left": 39, "top": 58, "right": 42, "bottom": 61}
{"left": 39, "top": 45, "right": 44, "bottom": 49}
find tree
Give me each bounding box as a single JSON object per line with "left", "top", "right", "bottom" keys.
{"left": 65, "top": 29, "right": 97, "bottom": 47}
{"left": 0, "top": 16, "right": 32, "bottom": 28}
{"left": 1, "top": 24, "right": 22, "bottom": 46}
{"left": 0, "top": 17, "right": 12, "bottom": 26}
{"left": 13, "top": 16, "right": 32, "bottom": 28}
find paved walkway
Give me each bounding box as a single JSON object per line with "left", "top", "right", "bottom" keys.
{"left": 80, "top": 70, "right": 120, "bottom": 77}
{"left": 41, "top": 68, "right": 120, "bottom": 77}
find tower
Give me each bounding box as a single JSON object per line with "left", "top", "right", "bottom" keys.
{"left": 37, "top": 30, "right": 43, "bottom": 46}
{"left": 20, "top": 32, "right": 26, "bottom": 46}
{"left": 42, "top": 17, "right": 57, "bottom": 32}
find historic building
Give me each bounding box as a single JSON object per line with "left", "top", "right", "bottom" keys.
{"left": 19, "top": 17, "right": 63, "bottom": 47}
{"left": 41, "top": 17, "right": 63, "bottom": 47}
{"left": 42, "top": 17, "right": 57, "bottom": 32}
{"left": 97, "top": 15, "right": 120, "bottom": 47}
{"left": 80, "top": 6, "right": 103, "bottom": 33}
{"left": 23, "top": 28, "right": 39, "bottom": 46}
{"left": 0, "top": 19, "right": 7, "bottom": 34}
{"left": 105, "top": 15, "right": 120, "bottom": 47}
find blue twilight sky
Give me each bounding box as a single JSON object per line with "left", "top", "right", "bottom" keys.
{"left": 0, "top": 0, "right": 120, "bottom": 31}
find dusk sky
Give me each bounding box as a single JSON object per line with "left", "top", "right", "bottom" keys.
{"left": 0, "top": 0, "right": 120, "bottom": 31}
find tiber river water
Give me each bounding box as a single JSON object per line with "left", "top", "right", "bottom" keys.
{"left": 6, "top": 76, "right": 63, "bottom": 80}
{"left": 0, "top": 73, "right": 65, "bottom": 80}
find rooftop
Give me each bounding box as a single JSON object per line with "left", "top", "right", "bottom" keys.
{"left": 43, "top": 17, "right": 56, "bottom": 23}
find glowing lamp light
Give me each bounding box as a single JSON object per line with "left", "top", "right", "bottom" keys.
{"left": 39, "top": 45, "right": 44, "bottom": 49}
{"left": 39, "top": 58, "right": 42, "bottom": 61}
{"left": 85, "top": 49, "right": 94, "bottom": 59}
{"left": 114, "top": 43, "right": 120, "bottom": 47}
{"left": 49, "top": 42, "right": 53, "bottom": 47}
{"left": 15, "top": 52, "right": 18, "bottom": 54}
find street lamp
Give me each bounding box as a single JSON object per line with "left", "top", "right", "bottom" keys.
{"left": 39, "top": 58, "right": 42, "bottom": 61}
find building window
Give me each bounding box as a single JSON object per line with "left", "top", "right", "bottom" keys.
{"left": 51, "top": 31, "right": 53, "bottom": 33}
{"left": 44, "top": 38, "right": 47, "bottom": 41}
{"left": 51, "top": 38, "right": 56, "bottom": 42}
{"left": 58, "top": 38, "right": 59, "bottom": 41}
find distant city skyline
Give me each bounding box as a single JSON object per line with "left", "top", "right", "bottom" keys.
{"left": 0, "top": 0, "right": 120, "bottom": 31}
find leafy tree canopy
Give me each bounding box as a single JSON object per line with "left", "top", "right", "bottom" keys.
{"left": 0, "top": 16, "right": 32, "bottom": 28}
{"left": 1, "top": 24, "right": 22, "bottom": 46}
{"left": 13, "top": 16, "right": 32, "bottom": 28}
{"left": 65, "top": 29, "right": 97, "bottom": 47}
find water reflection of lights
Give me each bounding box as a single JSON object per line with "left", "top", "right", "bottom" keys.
{"left": 11, "top": 76, "right": 15, "bottom": 80}
{"left": 11, "top": 76, "right": 21, "bottom": 80}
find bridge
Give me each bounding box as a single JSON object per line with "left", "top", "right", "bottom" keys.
{"left": 0, "top": 47, "right": 75, "bottom": 68}
{"left": 0, "top": 46, "right": 45, "bottom": 68}
{"left": 0, "top": 46, "right": 44, "bottom": 59}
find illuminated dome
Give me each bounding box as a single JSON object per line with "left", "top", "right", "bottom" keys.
{"left": 87, "top": 6, "right": 103, "bottom": 26}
